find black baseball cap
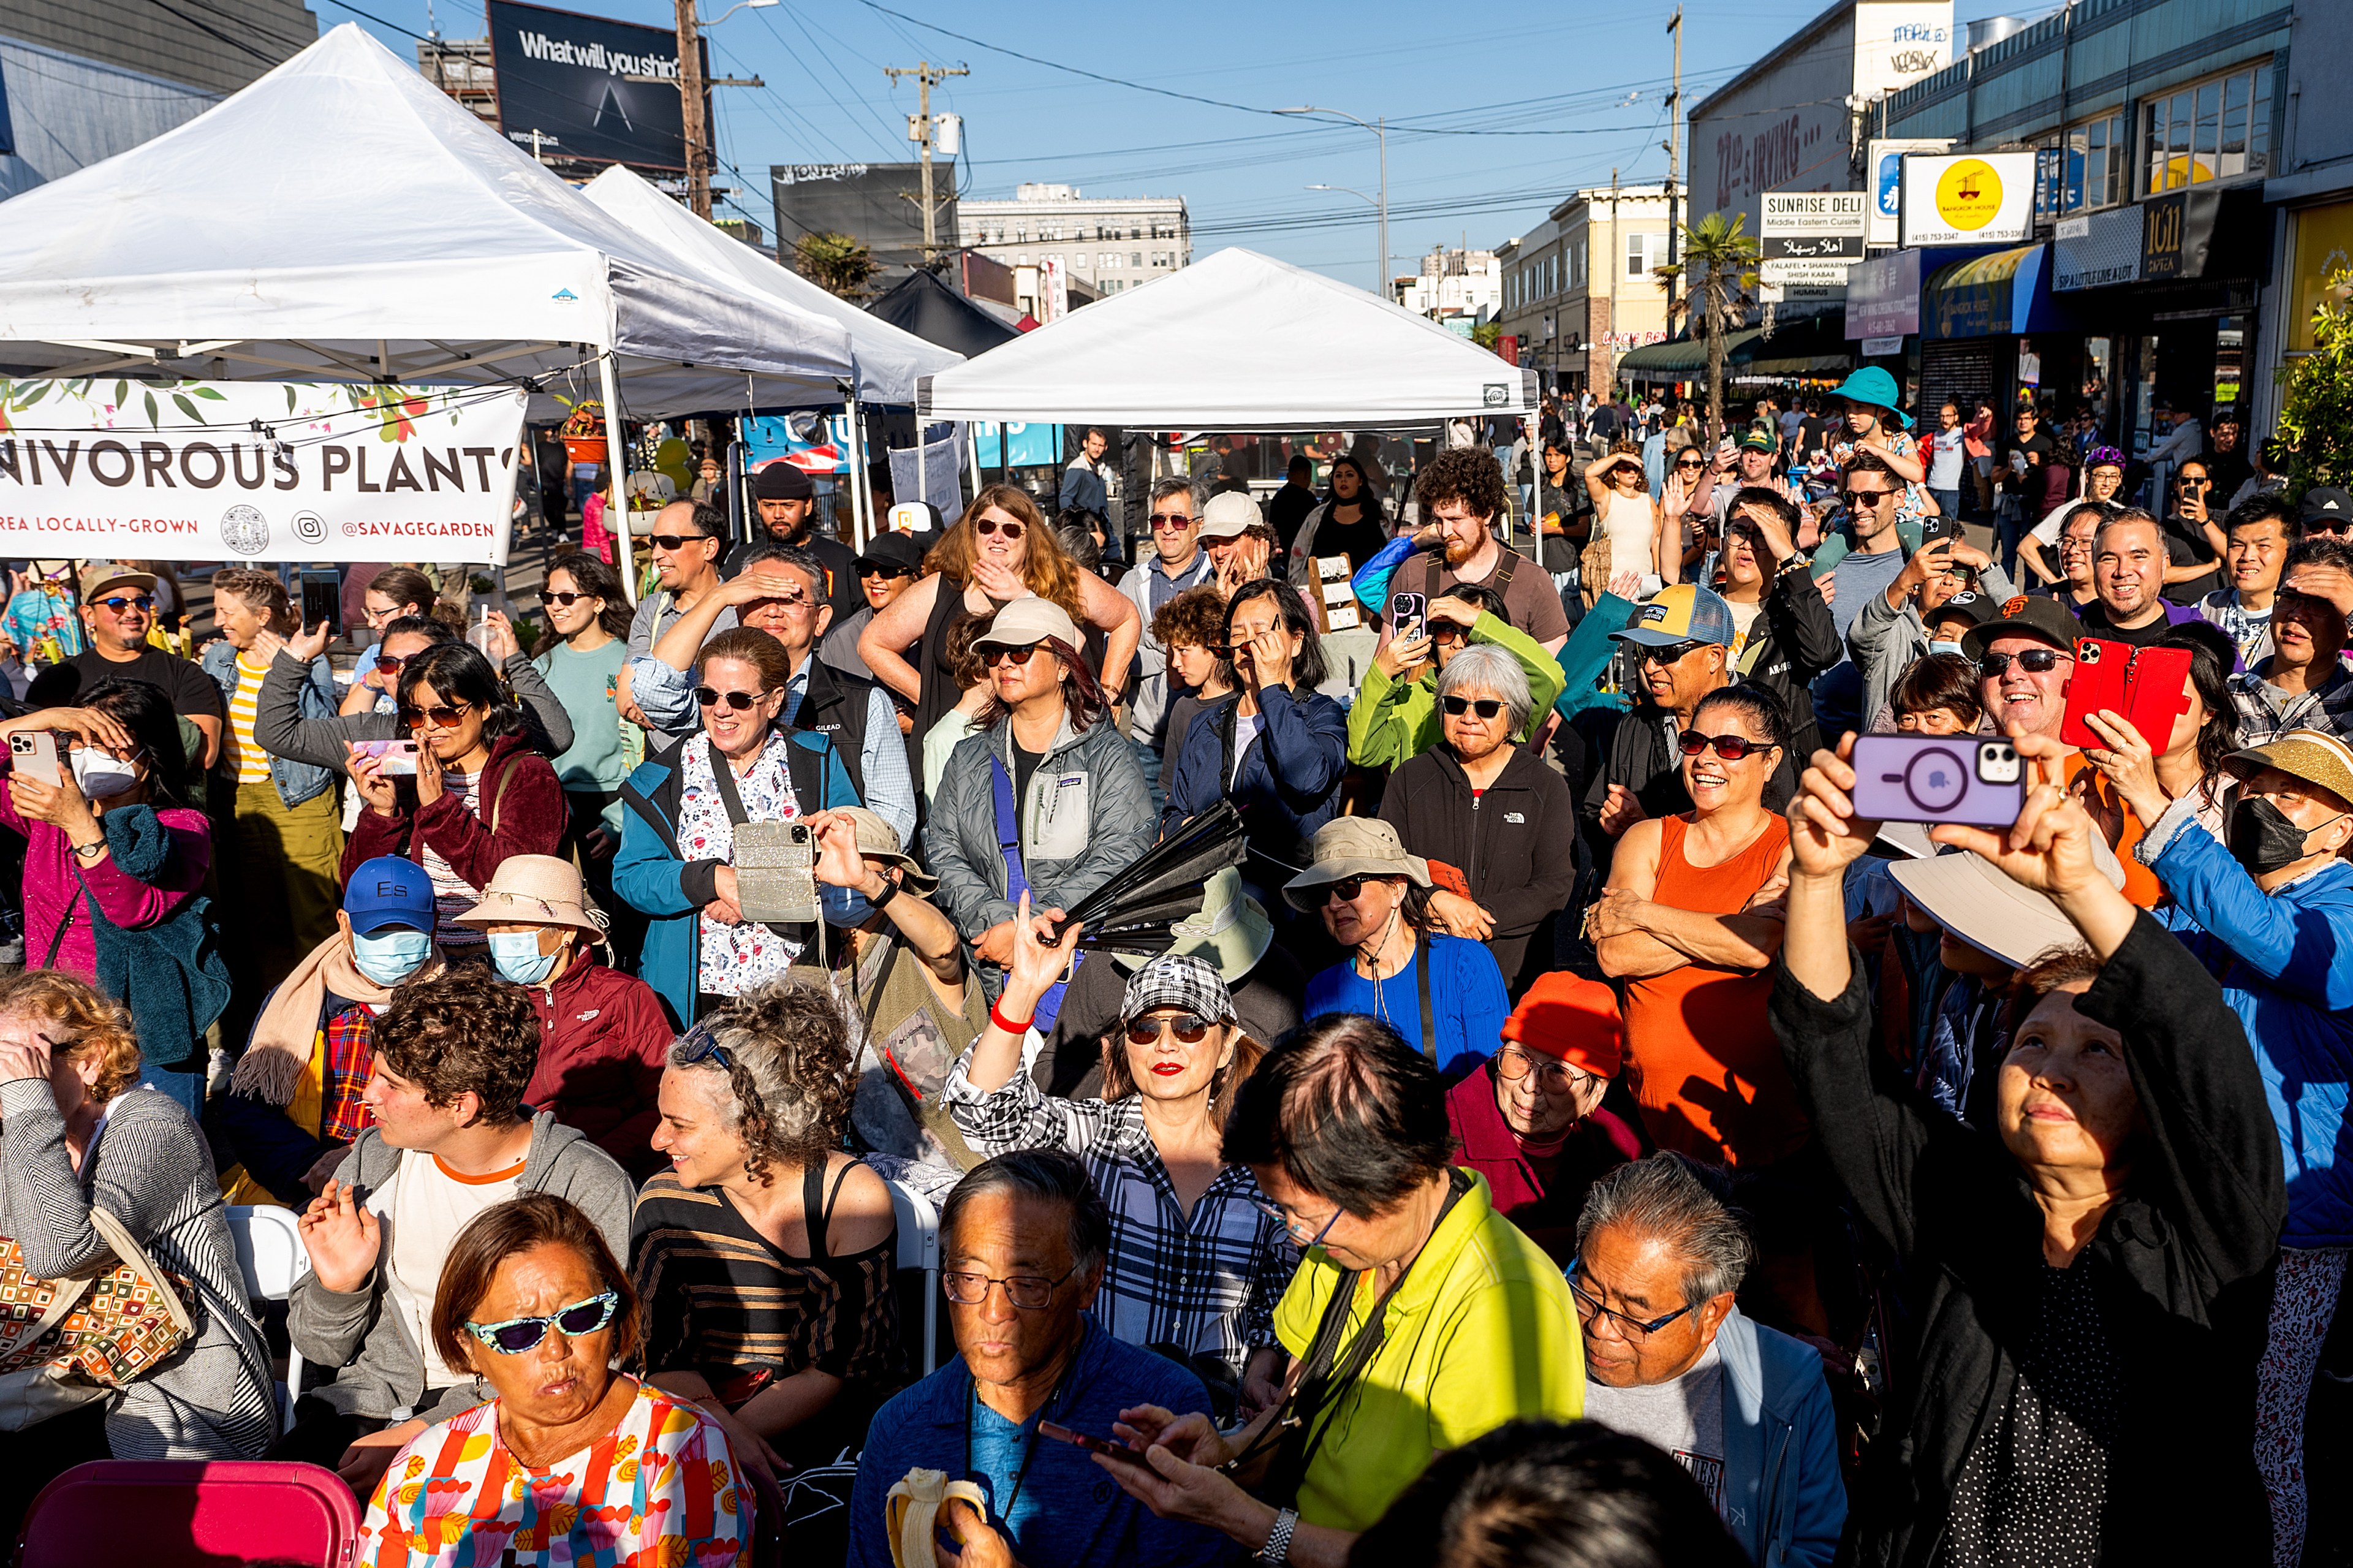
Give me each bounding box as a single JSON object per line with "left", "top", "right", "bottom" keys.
{"left": 1959, "top": 593, "right": 2080, "bottom": 662}
{"left": 854, "top": 531, "right": 925, "bottom": 575}
{"left": 2302, "top": 487, "right": 2351, "bottom": 529}
{"left": 1924, "top": 589, "right": 1994, "bottom": 632}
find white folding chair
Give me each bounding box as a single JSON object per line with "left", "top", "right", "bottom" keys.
{"left": 884, "top": 1180, "right": 941, "bottom": 1377}
{"left": 225, "top": 1204, "right": 311, "bottom": 1427}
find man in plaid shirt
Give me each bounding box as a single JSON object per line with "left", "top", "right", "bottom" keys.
{"left": 2232, "top": 554, "right": 2353, "bottom": 746}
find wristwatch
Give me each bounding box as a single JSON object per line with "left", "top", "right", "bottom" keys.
{"left": 70, "top": 839, "right": 105, "bottom": 861}
{"left": 1257, "top": 1507, "right": 1298, "bottom": 1564}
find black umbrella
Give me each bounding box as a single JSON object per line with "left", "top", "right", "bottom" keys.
{"left": 1045, "top": 802, "right": 1248, "bottom": 955}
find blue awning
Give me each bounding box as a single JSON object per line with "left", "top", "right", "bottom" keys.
{"left": 1924, "top": 244, "right": 2072, "bottom": 339}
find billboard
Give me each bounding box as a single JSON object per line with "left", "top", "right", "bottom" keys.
{"left": 486, "top": 0, "right": 700, "bottom": 170}
{"left": 1866, "top": 138, "right": 1951, "bottom": 246}
{"left": 771, "top": 164, "right": 947, "bottom": 272}
{"left": 1901, "top": 152, "right": 2035, "bottom": 247}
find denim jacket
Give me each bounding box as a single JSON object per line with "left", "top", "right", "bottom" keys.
{"left": 201, "top": 641, "right": 338, "bottom": 808}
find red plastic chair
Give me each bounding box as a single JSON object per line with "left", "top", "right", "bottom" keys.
{"left": 13, "top": 1460, "right": 360, "bottom": 1567}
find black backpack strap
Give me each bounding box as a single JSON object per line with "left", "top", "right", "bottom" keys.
{"left": 1415, "top": 932, "right": 1434, "bottom": 1059}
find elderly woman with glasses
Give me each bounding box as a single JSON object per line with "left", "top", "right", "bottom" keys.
{"left": 360, "top": 1192, "right": 755, "bottom": 1568}
{"left": 947, "top": 915, "right": 1294, "bottom": 1418}
{"left": 1376, "top": 644, "right": 1580, "bottom": 991}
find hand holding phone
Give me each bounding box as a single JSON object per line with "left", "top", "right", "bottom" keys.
{"left": 7, "top": 731, "right": 60, "bottom": 787}
{"left": 1848, "top": 735, "right": 2026, "bottom": 827}
{"left": 1038, "top": 1421, "right": 1150, "bottom": 1466}
{"left": 350, "top": 738, "right": 419, "bottom": 776}
{"left": 2059, "top": 639, "right": 2192, "bottom": 753}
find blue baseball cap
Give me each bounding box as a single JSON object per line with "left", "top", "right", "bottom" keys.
{"left": 344, "top": 855, "right": 436, "bottom": 935}
{"left": 1609, "top": 583, "right": 1738, "bottom": 650}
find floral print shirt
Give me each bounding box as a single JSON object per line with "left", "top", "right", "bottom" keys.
{"left": 677, "top": 730, "right": 803, "bottom": 996}
{"left": 360, "top": 1381, "right": 752, "bottom": 1567}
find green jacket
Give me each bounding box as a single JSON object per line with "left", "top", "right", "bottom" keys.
{"left": 1346, "top": 611, "right": 1565, "bottom": 770}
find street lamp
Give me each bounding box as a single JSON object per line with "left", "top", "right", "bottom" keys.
{"left": 700, "top": 0, "right": 776, "bottom": 23}
{"left": 1278, "top": 106, "right": 1387, "bottom": 296}
{"left": 1306, "top": 183, "right": 1382, "bottom": 297}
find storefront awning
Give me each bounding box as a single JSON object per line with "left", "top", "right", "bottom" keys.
{"left": 1618, "top": 315, "right": 1852, "bottom": 380}
{"left": 1924, "top": 244, "right": 2074, "bottom": 339}
{"left": 1616, "top": 327, "right": 1768, "bottom": 378}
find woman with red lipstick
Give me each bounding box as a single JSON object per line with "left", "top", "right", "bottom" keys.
{"left": 1773, "top": 731, "right": 2286, "bottom": 1567}
{"left": 947, "top": 925, "right": 1294, "bottom": 1421}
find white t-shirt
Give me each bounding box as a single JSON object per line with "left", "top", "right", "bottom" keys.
{"left": 1230, "top": 711, "right": 1262, "bottom": 789}
{"left": 1584, "top": 1341, "right": 1729, "bottom": 1513}
{"left": 381, "top": 1149, "right": 527, "bottom": 1389}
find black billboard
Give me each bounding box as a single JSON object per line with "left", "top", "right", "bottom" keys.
{"left": 771, "top": 163, "right": 950, "bottom": 271}
{"left": 486, "top": 0, "right": 705, "bottom": 171}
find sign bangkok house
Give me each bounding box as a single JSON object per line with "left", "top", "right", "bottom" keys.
{"left": 0, "top": 379, "right": 526, "bottom": 565}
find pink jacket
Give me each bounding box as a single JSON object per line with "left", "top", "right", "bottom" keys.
{"left": 0, "top": 768, "right": 211, "bottom": 975}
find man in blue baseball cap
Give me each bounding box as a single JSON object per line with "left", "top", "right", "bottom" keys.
{"left": 214, "top": 855, "right": 443, "bottom": 1206}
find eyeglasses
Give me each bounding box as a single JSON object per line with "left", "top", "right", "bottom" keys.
{"left": 1250, "top": 1199, "right": 1344, "bottom": 1250}
{"left": 941, "top": 1264, "right": 1075, "bottom": 1310}
{"left": 694, "top": 686, "right": 764, "bottom": 710}
{"left": 1494, "top": 1045, "right": 1595, "bottom": 1096}
{"left": 1566, "top": 1260, "right": 1701, "bottom": 1341}
{"left": 1638, "top": 642, "right": 1703, "bottom": 666}
{"left": 646, "top": 534, "right": 711, "bottom": 551}
{"left": 974, "top": 518, "right": 1026, "bottom": 540}
{"left": 1441, "top": 695, "right": 1505, "bottom": 720}
{"left": 1678, "top": 730, "right": 1773, "bottom": 760}
{"left": 856, "top": 562, "right": 915, "bottom": 580}
{"left": 399, "top": 702, "right": 473, "bottom": 730}
{"left": 1124, "top": 1012, "right": 1212, "bottom": 1046}
{"left": 464, "top": 1290, "right": 620, "bottom": 1354}
{"left": 540, "top": 591, "right": 594, "bottom": 607}
{"left": 987, "top": 645, "right": 1040, "bottom": 667}
{"left": 94, "top": 596, "right": 154, "bottom": 615}
{"left": 675, "top": 1029, "right": 735, "bottom": 1070}
{"left": 1977, "top": 647, "right": 2071, "bottom": 679}
{"left": 1841, "top": 489, "right": 1892, "bottom": 507}
{"left": 1148, "top": 512, "right": 1196, "bottom": 532}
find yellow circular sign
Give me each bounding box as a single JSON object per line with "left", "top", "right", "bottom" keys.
{"left": 1934, "top": 158, "right": 2006, "bottom": 232}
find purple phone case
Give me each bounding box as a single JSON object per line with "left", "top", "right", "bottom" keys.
{"left": 1849, "top": 735, "right": 2025, "bottom": 827}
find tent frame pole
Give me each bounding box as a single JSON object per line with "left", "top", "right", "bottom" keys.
{"left": 600, "top": 351, "right": 637, "bottom": 605}
{"left": 843, "top": 392, "right": 870, "bottom": 551}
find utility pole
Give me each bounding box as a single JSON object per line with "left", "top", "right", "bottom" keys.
{"left": 885, "top": 61, "right": 969, "bottom": 262}
{"left": 1664, "top": 7, "right": 1683, "bottom": 322}
{"left": 673, "top": 0, "right": 710, "bottom": 218}
{"left": 1605, "top": 169, "right": 1621, "bottom": 398}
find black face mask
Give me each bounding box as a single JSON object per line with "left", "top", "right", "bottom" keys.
{"left": 2227, "top": 796, "right": 2340, "bottom": 876}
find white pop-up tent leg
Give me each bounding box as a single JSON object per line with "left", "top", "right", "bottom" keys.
{"left": 600, "top": 352, "right": 637, "bottom": 605}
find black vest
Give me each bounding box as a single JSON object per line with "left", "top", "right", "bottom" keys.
{"left": 794, "top": 656, "right": 876, "bottom": 802}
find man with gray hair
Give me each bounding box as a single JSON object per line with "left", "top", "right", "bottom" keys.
{"left": 1572, "top": 1153, "right": 1846, "bottom": 1568}
{"left": 1118, "top": 475, "right": 1215, "bottom": 789}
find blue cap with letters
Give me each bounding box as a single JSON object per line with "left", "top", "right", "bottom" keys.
{"left": 344, "top": 855, "right": 436, "bottom": 935}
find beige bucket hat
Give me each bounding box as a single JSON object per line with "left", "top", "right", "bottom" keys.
{"left": 1282, "top": 817, "right": 1432, "bottom": 911}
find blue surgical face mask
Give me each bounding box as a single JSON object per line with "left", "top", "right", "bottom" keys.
{"left": 1928, "top": 639, "right": 1965, "bottom": 657}
{"left": 488, "top": 930, "right": 559, "bottom": 987}
{"left": 350, "top": 926, "right": 433, "bottom": 986}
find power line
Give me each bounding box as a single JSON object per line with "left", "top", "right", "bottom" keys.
{"left": 313, "top": 0, "right": 434, "bottom": 43}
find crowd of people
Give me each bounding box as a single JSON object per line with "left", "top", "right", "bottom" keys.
{"left": 0, "top": 377, "right": 2341, "bottom": 1568}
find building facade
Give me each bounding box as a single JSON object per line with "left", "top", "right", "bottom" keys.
{"left": 955, "top": 183, "right": 1189, "bottom": 318}
{"left": 1495, "top": 184, "right": 1673, "bottom": 393}
{"left": 1392, "top": 245, "right": 1501, "bottom": 326}
{"left": 0, "top": 0, "right": 318, "bottom": 198}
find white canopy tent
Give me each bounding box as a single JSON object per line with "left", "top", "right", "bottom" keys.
{"left": 0, "top": 24, "right": 865, "bottom": 583}
{"left": 917, "top": 247, "right": 1536, "bottom": 430}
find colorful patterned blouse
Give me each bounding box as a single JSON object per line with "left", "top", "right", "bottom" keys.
{"left": 360, "top": 1380, "right": 753, "bottom": 1568}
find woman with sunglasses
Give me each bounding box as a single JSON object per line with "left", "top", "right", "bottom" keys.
{"left": 1377, "top": 645, "right": 1578, "bottom": 991}
{"left": 615, "top": 628, "right": 860, "bottom": 1027}
{"left": 858, "top": 485, "right": 1140, "bottom": 776}
{"left": 1583, "top": 437, "right": 1667, "bottom": 589}
{"left": 947, "top": 922, "right": 1294, "bottom": 1417}
{"left": 1283, "top": 454, "right": 1390, "bottom": 580}
{"left": 340, "top": 567, "right": 441, "bottom": 718}
{"left": 1593, "top": 684, "right": 1803, "bottom": 1169}
{"left": 632, "top": 982, "right": 898, "bottom": 1482}
{"left": 343, "top": 642, "right": 566, "bottom": 953}
{"left": 359, "top": 1192, "right": 754, "bottom": 1567}
{"left": 532, "top": 551, "right": 634, "bottom": 894}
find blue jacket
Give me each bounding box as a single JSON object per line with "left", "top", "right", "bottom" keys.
{"left": 2145, "top": 800, "right": 2353, "bottom": 1247}
{"left": 1716, "top": 1307, "right": 1847, "bottom": 1568}
{"left": 1161, "top": 686, "right": 1347, "bottom": 871}
{"left": 613, "top": 728, "right": 858, "bottom": 1028}
{"left": 201, "top": 641, "right": 338, "bottom": 808}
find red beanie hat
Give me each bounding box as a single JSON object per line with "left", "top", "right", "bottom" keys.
{"left": 1499, "top": 974, "right": 1623, "bottom": 1080}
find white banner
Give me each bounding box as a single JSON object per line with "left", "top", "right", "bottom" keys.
{"left": 0, "top": 379, "right": 526, "bottom": 565}
{"left": 1760, "top": 192, "right": 1868, "bottom": 238}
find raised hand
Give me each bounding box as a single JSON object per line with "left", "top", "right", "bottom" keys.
{"left": 1786, "top": 735, "right": 1885, "bottom": 879}
{"left": 298, "top": 1178, "right": 382, "bottom": 1295}
{"left": 346, "top": 748, "right": 399, "bottom": 817}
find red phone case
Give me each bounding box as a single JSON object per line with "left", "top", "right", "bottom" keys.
{"left": 2059, "top": 638, "right": 2192, "bottom": 751}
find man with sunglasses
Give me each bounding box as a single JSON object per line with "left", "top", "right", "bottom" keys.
{"left": 51, "top": 562, "right": 224, "bottom": 772}
{"left": 1116, "top": 477, "right": 1216, "bottom": 779}
{"left": 281, "top": 968, "right": 635, "bottom": 1493}
{"left": 621, "top": 500, "right": 732, "bottom": 753}
{"left": 1573, "top": 1155, "right": 1845, "bottom": 1567}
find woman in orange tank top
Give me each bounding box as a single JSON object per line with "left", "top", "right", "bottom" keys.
{"left": 1591, "top": 684, "right": 1802, "bottom": 1167}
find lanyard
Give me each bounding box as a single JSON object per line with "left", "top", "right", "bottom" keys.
{"left": 963, "top": 1334, "right": 1083, "bottom": 1528}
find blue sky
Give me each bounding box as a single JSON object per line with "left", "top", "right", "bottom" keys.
{"left": 327, "top": 0, "right": 2029, "bottom": 288}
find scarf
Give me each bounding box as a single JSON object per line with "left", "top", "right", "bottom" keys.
{"left": 229, "top": 933, "right": 442, "bottom": 1105}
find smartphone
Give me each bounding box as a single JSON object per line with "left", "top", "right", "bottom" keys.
{"left": 2059, "top": 638, "right": 2194, "bottom": 752}
{"left": 1849, "top": 735, "right": 2026, "bottom": 827}
{"left": 1038, "top": 1422, "right": 1149, "bottom": 1465}
{"left": 1389, "top": 590, "right": 1427, "bottom": 643}
{"left": 1916, "top": 509, "right": 1955, "bottom": 546}
{"left": 7, "top": 732, "right": 59, "bottom": 787}
{"left": 733, "top": 819, "right": 819, "bottom": 925}
{"left": 350, "top": 738, "right": 419, "bottom": 776}
{"left": 300, "top": 570, "right": 342, "bottom": 640}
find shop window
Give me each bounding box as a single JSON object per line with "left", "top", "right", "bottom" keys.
{"left": 2142, "top": 60, "right": 2272, "bottom": 195}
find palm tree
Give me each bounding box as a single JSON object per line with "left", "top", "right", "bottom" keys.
{"left": 792, "top": 232, "right": 876, "bottom": 300}
{"left": 1651, "top": 213, "right": 1760, "bottom": 447}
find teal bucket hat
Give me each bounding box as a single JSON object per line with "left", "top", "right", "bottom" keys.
{"left": 1828, "top": 366, "right": 1912, "bottom": 430}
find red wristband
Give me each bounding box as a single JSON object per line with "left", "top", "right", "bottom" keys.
{"left": 990, "top": 1000, "right": 1034, "bottom": 1035}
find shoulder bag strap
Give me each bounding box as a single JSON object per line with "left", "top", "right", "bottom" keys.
{"left": 486, "top": 756, "right": 519, "bottom": 839}
{"left": 1415, "top": 932, "right": 1434, "bottom": 1059}
{"left": 1493, "top": 550, "right": 1517, "bottom": 594}
{"left": 988, "top": 752, "right": 1030, "bottom": 906}
{"left": 705, "top": 745, "right": 753, "bottom": 830}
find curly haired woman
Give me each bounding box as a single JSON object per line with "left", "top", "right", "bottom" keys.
{"left": 629, "top": 981, "right": 901, "bottom": 1478}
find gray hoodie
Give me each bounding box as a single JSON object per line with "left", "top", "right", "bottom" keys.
{"left": 287, "top": 1112, "right": 637, "bottom": 1422}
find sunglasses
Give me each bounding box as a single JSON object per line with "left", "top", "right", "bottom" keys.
{"left": 1441, "top": 695, "right": 1505, "bottom": 720}
{"left": 1321, "top": 875, "right": 1381, "bottom": 904}
{"left": 987, "top": 645, "right": 1040, "bottom": 666}
{"left": 1148, "top": 512, "right": 1196, "bottom": 531}
{"left": 646, "top": 534, "right": 711, "bottom": 551}
{"left": 1977, "top": 647, "right": 2071, "bottom": 678}
{"left": 1842, "top": 489, "right": 1891, "bottom": 506}
{"left": 399, "top": 702, "right": 473, "bottom": 730}
{"left": 540, "top": 591, "right": 596, "bottom": 607}
{"left": 1124, "top": 1012, "right": 1213, "bottom": 1046}
{"left": 1428, "top": 620, "right": 1467, "bottom": 643}
{"left": 1678, "top": 730, "right": 1772, "bottom": 760}
{"left": 676, "top": 1029, "right": 735, "bottom": 1070}
{"left": 1674, "top": 457, "right": 1707, "bottom": 470}
{"left": 1638, "top": 642, "right": 1703, "bottom": 665}
{"left": 857, "top": 561, "right": 914, "bottom": 579}
{"left": 694, "top": 686, "right": 765, "bottom": 710}
{"left": 373, "top": 654, "right": 411, "bottom": 676}
{"left": 464, "top": 1291, "right": 620, "bottom": 1355}
{"left": 94, "top": 596, "right": 154, "bottom": 614}
{"left": 974, "top": 518, "right": 1026, "bottom": 540}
